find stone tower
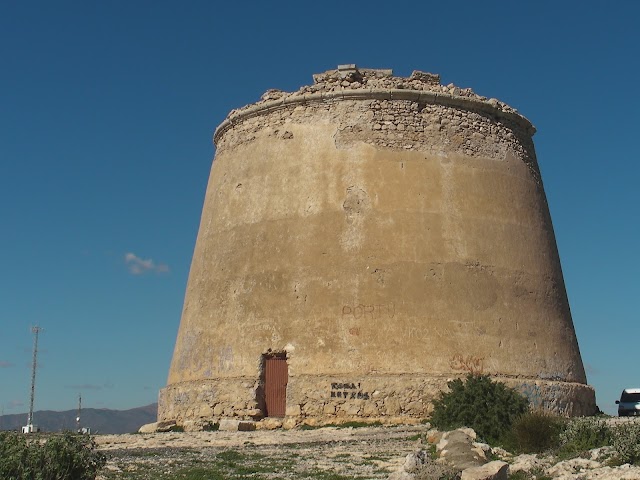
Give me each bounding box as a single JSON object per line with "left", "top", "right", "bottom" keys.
{"left": 159, "top": 65, "right": 595, "bottom": 429}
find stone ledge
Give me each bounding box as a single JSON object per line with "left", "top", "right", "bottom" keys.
{"left": 218, "top": 419, "right": 257, "bottom": 431}
{"left": 158, "top": 375, "right": 596, "bottom": 427}
{"left": 213, "top": 87, "right": 535, "bottom": 146}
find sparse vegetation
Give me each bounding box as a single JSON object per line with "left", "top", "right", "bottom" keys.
{"left": 557, "top": 415, "right": 612, "bottom": 459}
{"left": 99, "top": 441, "right": 386, "bottom": 479}
{"left": 505, "top": 413, "right": 640, "bottom": 467}
{"left": 0, "top": 431, "right": 106, "bottom": 480}
{"left": 611, "top": 421, "right": 640, "bottom": 465}
{"left": 507, "top": 409, "right": 565, "bottom": 453}
{"left": 299, "top": 420, "right": 383, "bottom": 430}
{"left": 430, "top": 373, "right": 529, "bottom": 444}
{"left": 93, "top": 418, "right": 640, "bottom": 479}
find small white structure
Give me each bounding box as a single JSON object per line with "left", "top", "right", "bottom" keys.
{"left": 21, "top": 424, "right": 39, "bottom": 434}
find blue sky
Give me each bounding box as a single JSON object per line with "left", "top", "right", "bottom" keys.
{"left": 0, "top": 1, "right": 637, "bottom": 418}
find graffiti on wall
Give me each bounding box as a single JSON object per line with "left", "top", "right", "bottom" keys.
{"left": 330, "top": 382, "right": 370, "bottom": 400}
{"left": 342, "top": 303, "right": 395, "bottom": 320}
{"left": 518, "top": 382, "right": 571, "bottom": 414}
{"left": 449, "top": 354, "right": 484, "bottom": 374}
{"left": 254, "top": 322, "right": 282, "bottom": 344}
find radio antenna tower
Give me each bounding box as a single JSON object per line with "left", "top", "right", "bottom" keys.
{"left": 23, "top": 326, "right": 42, "bottom": 433}
{"left": 76, "top": 393, "right": 82, "bottom": 432}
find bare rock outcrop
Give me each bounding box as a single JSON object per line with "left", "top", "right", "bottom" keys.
{"left": 460, "top": 461, "right": 508, "bottom": 480}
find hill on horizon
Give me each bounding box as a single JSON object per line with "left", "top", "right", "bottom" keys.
{"left": 0, "top": 403, "right": 157, "bottom": 434}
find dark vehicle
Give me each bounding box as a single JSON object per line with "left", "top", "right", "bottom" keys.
{"left": 616, "top": 388, "right": 640, "bottom": 416}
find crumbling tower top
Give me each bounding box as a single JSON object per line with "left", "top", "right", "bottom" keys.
{"left": 214, "top": 64, "right": 534, "bottom": 146}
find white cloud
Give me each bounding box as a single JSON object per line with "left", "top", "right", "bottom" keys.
{"left": 124, "top": 252, "right": 169, "bottom": 275}
{"left": 8, "top": 399, "right": 24, "bottom": 410}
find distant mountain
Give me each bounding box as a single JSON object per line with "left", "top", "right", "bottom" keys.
{"left": 0, "top": 403, "right": 157, "bottom": 434}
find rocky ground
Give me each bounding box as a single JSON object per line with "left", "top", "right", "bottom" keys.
{"left": 96, "top": 424, "right": 423, "bottom": 479}
{"left": 95, "top": 420, "right": 640, "bottom": 479}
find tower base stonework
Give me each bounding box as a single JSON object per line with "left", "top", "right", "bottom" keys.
{"left": 159, "top": 66, "right": 596, "bottom": 429}
{"left": 158, "top": 376, "right": 595, "bottom": 430}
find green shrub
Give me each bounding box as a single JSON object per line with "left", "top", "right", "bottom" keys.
{"left": 0, "top": 431, "right": 106, "bottom": 480}
{"left": 557, "top": 416, "right": 612, "bottom": 459}
{"left": 507, "top": 410, "right": 564, "bottom": 453}
{"left": 430, "top": 374, "right": 529, "bottom": 444}
{"left": 611, "top": 421, "right": 640, "bottom": 465}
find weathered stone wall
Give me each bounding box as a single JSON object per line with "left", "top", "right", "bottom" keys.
{"left": 159, "top": 375, "right": 595, "bottom": 430}
{"left": 160, "top": 66, "right": 596, "bottom": 428}
{"left": 215, "top": 68, "right": 538, "bottom": 181}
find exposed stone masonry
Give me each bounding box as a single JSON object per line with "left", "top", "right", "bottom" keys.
{"left": 215, "top": 66, "right": 541, "bottom": 184}
{"left": 160, "top": 374, "right": 595, "bottom": 431}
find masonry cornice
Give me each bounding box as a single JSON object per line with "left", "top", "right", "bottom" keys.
{"left": 214, "top": 88, "right": 535, "bottom": 146}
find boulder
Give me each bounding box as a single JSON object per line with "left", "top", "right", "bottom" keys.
{"left": 403, "top": 450, "right": 428, "bottom": 473}
{"left": 156, "top": 420, "right": 177, "bottom": 432}
{"left": 588, "top": 464, "right": 640, "bottom": 480}
{"left": 460, "top": 460, "right": 508, "bottom": 480}
{"left": 437, "top": 428, "right": 487, "bottom": 470}
{"left": 388, "top": 448, "right": 460, "bottom": 480}
{"left": 509, "top": 454, "right": 547, "bottom": 475}
{"left": 259, "top": 417, "right": 283, "bottom": 430}
{"left": 546, "top": 457, "right": 602, "bottom": 477}
{"left": 282, "top": 417, "right": 298, "bottom": 429}
{"left": 138, "top": 422, "right": 158, "bottom": 433}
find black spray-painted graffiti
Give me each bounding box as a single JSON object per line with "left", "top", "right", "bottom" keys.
{"left": 342, "top": 303, "right": 395, "bottom": 320}
{"left": 330, "top": 382, "right": 370, "bottom": 400}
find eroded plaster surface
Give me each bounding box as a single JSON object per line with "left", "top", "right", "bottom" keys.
{"left": 159, "top": 67, "right": 595, "bottom": 429}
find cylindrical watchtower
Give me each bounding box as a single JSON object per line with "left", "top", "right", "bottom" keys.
{"left": 159, "top": 66, "right": 595, "bottom": 429}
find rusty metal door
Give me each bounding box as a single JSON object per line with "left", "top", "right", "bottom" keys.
{"left": 264, "top": 356, "right": 287, "bottom": 417}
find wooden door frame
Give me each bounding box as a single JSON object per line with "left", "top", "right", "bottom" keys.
{"left": 258, "top": 351, "right": 288, "bottom": 418}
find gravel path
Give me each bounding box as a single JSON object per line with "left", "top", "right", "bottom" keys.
{"left": 96, "top": 425, "right": 425, "bottom": 479}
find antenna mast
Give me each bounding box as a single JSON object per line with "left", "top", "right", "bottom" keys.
{"left": 24, "top": 326, "right": 41, "bottom": 433}
{"left": 76, "top": 393, "right": 82, "bottom": 432}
